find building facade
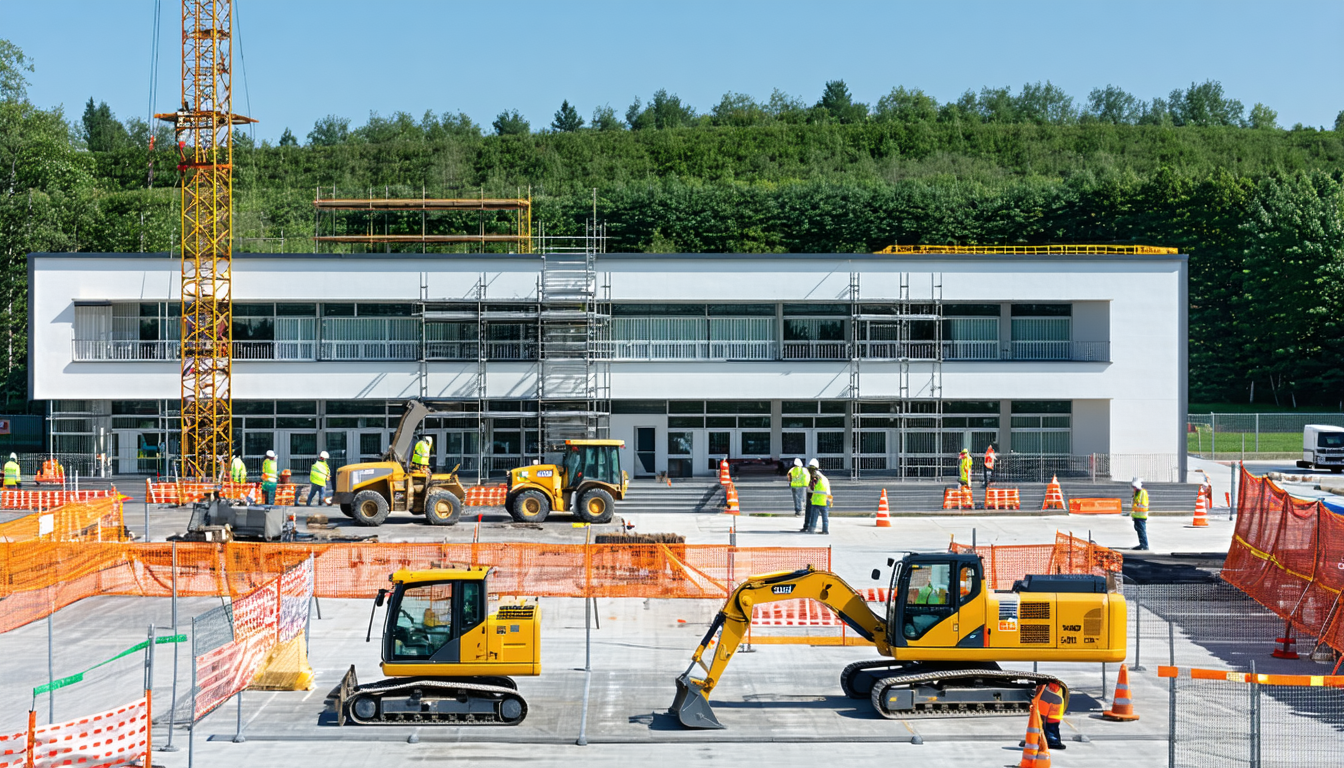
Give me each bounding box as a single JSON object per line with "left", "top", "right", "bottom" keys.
{"left": 28, "top": 250, "right": 1187, "bottom": 481}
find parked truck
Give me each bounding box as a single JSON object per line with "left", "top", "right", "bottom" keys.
{"left": 1297, "top": 425, "right": 1344, "bottom": 473}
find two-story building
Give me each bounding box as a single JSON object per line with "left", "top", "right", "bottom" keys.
{"left": 28, "top": 246, "right": 1186, "bottom": 482}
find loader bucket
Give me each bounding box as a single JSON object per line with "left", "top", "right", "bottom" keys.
{"left": 671, "top": 671, "right": 724, "bottom": 729}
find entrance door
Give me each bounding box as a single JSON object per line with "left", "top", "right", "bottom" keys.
{"left": 667, "top": 431, "right": 693, "bottom": 478}
{"left": 707, "top": 430, "right": 730, "bottom": 474}
{"left": 781, "top": 431, "right": 807, "bottom": 464}
{"left": 359, "top": 432, "right": 386, "bottom": 463}
{"left": 634, "top": 427, "right": 656, "bottom": 477}
{"left": 284, "top": 431, "right": 319, "bottom": 476}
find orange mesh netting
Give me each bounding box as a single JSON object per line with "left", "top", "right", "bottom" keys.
{"left": 950, "top": 532, "right": 1122, "bottom": 590}
{"left": 0, "top": 495, "right": 128, "bottom": 544}
{"left": 1223, "top": 465, "right": 1344, "bottom": 654}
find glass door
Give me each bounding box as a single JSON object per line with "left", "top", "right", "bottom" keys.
{"left": 667, "top": 431, "right": 693, "bottom": 478}
{"left": 634, "top": 427, "right": 656, "bottom": 477}
{"left": 284, "top": 431, "right": 319, "bottom": 475}
{"left": 781, "top": 431, "right": 808, "bottom": 464}
{"left": 707, "top": 430, "right": 730, "bottom": 473}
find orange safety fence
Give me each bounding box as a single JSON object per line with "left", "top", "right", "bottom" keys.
{"left": 0, "top": 489, "right": 115, "bottom": 511}
{"left": 1222, "top": 464, "right": 1344, "bottom": 655}
{"left": 0, "top": 495, "right": 128, "bottom": 544}
{"left": 950, "top": 531, "right": 1122, "bottom": 590}
{"left": 0, "top": 536, "right": 830, "bottom": 634}
{"left": 146, "top": 480, "right": 309, "bottom": 506}
{"left": 464, "top": 484, "right": 507, "bottom": 507}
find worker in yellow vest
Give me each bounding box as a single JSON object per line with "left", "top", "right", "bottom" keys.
{"left": 305, "top": 451, "right": 331, "bottom": 506}
{"left": 412, "top": 435, "right": 432, "bottom": 472}
{"left": 787, "top": 458, "right": 809, "bottom": 517}
{"left": 1131, "top": 477, "right": 1149, "bottom": 551}
{"left": 983, "top": 445, "right": 996, "bottom": 488}
{"left": 3, "top": 453, "right": 20, "bottom": 489}
{"left": 958, "top": 449, "right": 972, "bottom": 488}
{"left": 261, "top": 450, "right": 278, "bottom": 505}
{"left": 801, "top": 459, "right": 831, "bottom": 535}
{"left": 229, "top": 453, "right": 247, "bottom": 484}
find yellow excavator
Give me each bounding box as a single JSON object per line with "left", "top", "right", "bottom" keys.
{"left": 671, "top": 551, "right": 1126, "bottom": 728}
{"left": 336, "top": 566, "right": 540, "bottom": 725}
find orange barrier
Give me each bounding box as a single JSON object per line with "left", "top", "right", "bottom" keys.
{"left": 25, "top": 696, "right": 150, "bottom": 768}
{"left": 0, "top": 489, "right": 115, "bottom": 511}
{"left": 1224, "top": 465, "right": 1344, "bottom": 655}
{"left": 33, "top": 459, "right": 65, "bottom": 485}
{"left": 1157, "top": 665, "right": 1344, "bottom": 687}
{"left": 1190, "top": 492, "right": 1209, "bottom": 527}
{"left": 463, "top": 484, "right": 507, "bottom": 507}
{"left": 0, "top": 495, "right": 127, "bottom": 543}
{"left": 0, "top": 535, "right": 830, "bottom": 633}
{"left": 718, "top": 459, "right": 730, "bottom": 485}
{"left": 1069, "top": 498, "right": 1122, "bottom": 515}
{"left": 146, "top": 480, "right": 307, "bottom": 506}
{"left": 1100, "top": 664, "right": 1140, "bottom": 721}
{"left": 951, "top": 532, "right": 1122, "bottom": 590}
{"left": 724, "top": 482, "right": 740, "bottom": 515}
{"left": 1042, "top": 476, "right": 1066, "bottom": 510}
{"left": 942, "top": 487, "right": 973, "bottom": 510}
{"left": 875, "top": 489, "right": 891, "bottom": 527}
{"left": 985, "top": 488, "right": 1021, "bottom": 510}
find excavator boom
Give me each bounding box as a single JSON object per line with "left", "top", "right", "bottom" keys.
{"left": 671, "top": 567, "right": 886, "bottom": 728}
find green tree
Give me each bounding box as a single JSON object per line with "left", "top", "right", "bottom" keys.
{"left": 1247, "top": 103, "right": 1278, "bottom": 130}
{"left": 492, "top": 109, "right": 530, "bottom": 136}
{"left": 816, "top": 80, "right": 867, "bottom": 124}
{"left": 873, "top": 87, "right": 938, "bottom": 123}
{"left": 590, "top": 105, "right": 622, "bottom": 131}
{"left": 81, "top": 98, "right": 128, "bottom": 152}
{"left": 626, "top": 90, "right": 697, "bottom": 130}
{"left": 711, "top": 92, "right": 768, "bottom": 127}
{"left": 976, "top": 86, "right": 1017, "bottom": 123}
{"left": 1082, "top": 85, "right": 1142, "bottom": 124}
{"left": 764, "top": 89, "right": 808, "bottom": 123}
{"left": 0, "top": 39, "right": 33, "bottom": 101}
{"left": 1169, "top": 80, "right": 1244, "bottom": 127}
{"left": 307, "top": 114, "right": 350, "bottom": 146}
{"left": 551, "top": 100, "right": 584, "bottom": 132}
{"left": 1014, "top": 81, "right": 1075, "bottom": 124}
{"left": 1333, "top": 110, "right": 1343, "bottom": 132}
{"left": 278, "top": 127, "right": 298, "bottom": 146}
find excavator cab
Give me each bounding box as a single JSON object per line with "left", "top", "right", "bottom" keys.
{"left": 506, "top": 439, "right": 628, "bottom": 524}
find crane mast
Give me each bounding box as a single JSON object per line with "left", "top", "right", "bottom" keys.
{"left": 157, "top": 0, "right": 252, "bottom": 479}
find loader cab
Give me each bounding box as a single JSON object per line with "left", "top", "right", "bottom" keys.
{"left": 381, "top": 569, "right": 488, "bottom": 667}
{"left": 886, "top": 553, "right": 984, "bottom": 648}
{"left": 561, "top": 440, "right": 626, "bottom": 492}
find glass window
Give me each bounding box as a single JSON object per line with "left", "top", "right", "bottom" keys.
{"left": 668, "top": 432, "right": 693, "bottom": 456}
{"left": 290, "top": 432, "right": 317, "bottom": 456}
{"left": 815, "top": 417, "right": 845, "bottom": 428}
{"left": 903, "top": 563, "right": 954, "bottom": 641}
{"left": 492, "top": 432, "right": 521, "bottom": 455}
{"left": 360, "top": 433, "right": 384, "bottom": 456}
{"left": 820, "top": 401, "right": 847, "bottom": 414}
{"left": 234, "top": 401, "right": 274, "bottom": 415}
{"left": 708, "top": 432, "right": 730, "bottom": 455}
{"left": 785, "top": 319, "right": 845, "bottom": 341}
{"left": 958, "top": 564, "right": 979, "bottom": 605}
{"left": 234, "top": 303, "right": 274, "bottom": 317}
{"left": 276, "top": 417, "right": 316, "bottom": 429}
{"left": 782, "top": 432, "right": 806, "bottom": 455}
{"left": 391, "top": 582, "right": 455, "bottom": 660}
{"left": 276, "top": 401, "right": 318, "bottom": 415}
{"left": 860, "top": 432, "right": 886, "bottom": 454}
{"left": 783, "top": 304, "right": 848, "bottom": 316}
{"left": 276, "top": 303, "right": 317, "bottom": 316}
{"left": 1011, "top": 303, "right": 1071, "bottom": 317}
{"left": 741, "top": 432, "right": 771, "bottom": 455}
{"left": 707, "top": 304, "right": 775, "bottom": 316}
{"left": 358, "top": 303, "right": 416, "bottom": 317}
{"left": 944, "top": 303, "right": 1001, "bottom": 317}
{"left": 782, "top": 401, "right": 818, "bottom": 414}
{"left": 612, "top": 304, "right": 706, "bottom": 316}
{"left": 244, "top": 432, "right": 271, "bottom": 456}
{"left": 669, "top": 417, "right": 704, "bottom": 428}
{"left": 1011, "top": 401, "right": 1072, "bottom": 414}
{"left": 327, "top": 400, "right": 384, "bottom": 415}
{"left": 705, "top": 417, "right": 736, "bottom": 428}
{"left": 738, "top": 416, "right": 770, "bottom": 428}
{"left": 323, "top": 303, "right": 356, "bottom": 317}
{"left": 782, "top": 417, "right": 812, "bottom": 429}
{"left": 817, "top": 432, "right": 845, "bottom": 454}
{"left": 612, "top": 401, "right": 667, "bottom": 414}
{"left": 668, "top": 401, "right": 705, "bottom": 414}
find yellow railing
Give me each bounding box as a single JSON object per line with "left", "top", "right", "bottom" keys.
{"left": 875, "top": 244, "right": 1179, "bottom": 255}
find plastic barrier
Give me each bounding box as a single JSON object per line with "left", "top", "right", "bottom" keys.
{"left": 28, "top": 696, "right": 149, "bottom": 768}
{"left": 1223, "top": 464, "right": 1344, "bottom": 655}
{"left": 33, "top": 459, "right": 65, "bottom": 485}
{"left": 985, "top": 488, "right": 1021, "bottom": 510}
{"left": 951, "top": 532, "right": 1122, "bottom": 590}
{"left": 1069, "top": 498, "right": 1123, "bottom": 515}
{"left": 0, "top": 495, "right": 126, "bottom": 543}
{"left": 146, "top": 480, "right": 305, "bottom": 506}
{"left": 0, "top": 489, "right": 114, "bottom": 511}
{"left": 1042, "top": 476, "right": 1066, "bottom": 510}
{"left": 464, "top": 484, "right": 507, "bottom": 507}
{"left": 942, "top": 487, "right": 973, "bottom": 510}
{"left": 1158, "top": 665, "right": 1344, "bottom": 687}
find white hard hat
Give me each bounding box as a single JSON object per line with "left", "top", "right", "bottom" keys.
{"left": 319, "top": 451, "right": 329, "bottom": 460}
{"left": 1131, "top": 477, "right": 1143, "bottom": 489}
{"left": 793, "top": 458, "right": 803, "bottom": 467}
{"left": 7, "top": 453, "right": 14, "bottom": 461}
{"left": 425, "top": 435, "right": 433, "bottom": 445}
{"left": 807, "top": 459, "right": 819, "bottom": 468}
{"left": 266, "top": 450, "right": 276, "bottom": 458}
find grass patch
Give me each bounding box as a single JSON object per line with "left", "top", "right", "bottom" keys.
{"left": 1189, "top": 403, "right": 1344, "bottom": 414}
{"left": 1187, "top": 427, "right": 1301, "bottom": 454}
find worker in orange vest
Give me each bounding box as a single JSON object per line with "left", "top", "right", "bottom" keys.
{"left": 983, "top": 445, "right": 996, "bottom": 489}
{"left": 1037, "top": 681, "right": 1066, "bottom": 750}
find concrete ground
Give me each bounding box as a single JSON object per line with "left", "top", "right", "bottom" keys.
{"left": 1, "top": 488, "right": 1333, "bottom": 767}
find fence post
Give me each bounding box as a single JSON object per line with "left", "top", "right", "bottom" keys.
{"left": 232, "top": 691, "right": 245, "bottom": 743}
{"left": 187, "top": 630, "right": 197, "bottom": 768}
{"left": 1168, "top": 620, "right": 1176, "bottom": 768}
{"left": 1132, "top": 587, "right": 1145, "bottom": 672}
{"left": 1249, "top": 660, "right": 1260, "bottom": 768}
{"left": 46, "top": 612, "right": 53, "bottom": 724}
{"left": 144, "top": 624, "right": 155, "bottom": 753}
{"left": 1255, "top": 413, "right": 1260, "bottom": 453}
{"left": 1211, "top": 413, "right": 1216, "bottom": 460}
{"left": 164, "top": 540, "right": 180, "bottom": 751}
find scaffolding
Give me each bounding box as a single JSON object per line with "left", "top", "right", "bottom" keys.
{"left": 877, "top": 244, "right": 1178, "bottom": 255}
{"left": 313, "top": 192, "right": 532, "bottom": 253}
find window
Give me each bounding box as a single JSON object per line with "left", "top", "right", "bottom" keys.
{"left": 391, "top": 582, "right": 455, "bottom": 660}
{"left": 610, "top": 306, "right": 774, "bottom": 360}
{"left": 903, "top": 563, "right": 954, "bottom": 640}
{"left": 1011, "top": 401, "right": 1071, "bottom": 454}
{"left": 668, "top": 432, "right": 693, "bottom": 456}
{"left": 958, "top": 564, "right": 980, "bottom": 606}
{"left": 782, "top": 432, "right": 806, "bottom": 455}
{"left": 741, "top": 432, "right": 771, "bottom": 455}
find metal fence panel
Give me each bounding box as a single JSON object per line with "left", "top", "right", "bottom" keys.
{"left": 1187, "top": 412, "right": 1344, "bottom": 460}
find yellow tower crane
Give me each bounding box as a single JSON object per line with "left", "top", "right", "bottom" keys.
{"left": 156, "top": 0, "right": 254, "bottom": 479}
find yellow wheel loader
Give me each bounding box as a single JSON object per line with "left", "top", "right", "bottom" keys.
{"left": 336, "top": 566, "right": 540, "bottom": 725}
{"left": 332, "top": 400, "right": 467, "bottom": 527}
{"left": 671, "top": 551, "right": 1127, "bottom": 728}
{"left": 505, "top": 439, "right": 628, "bottom": 524}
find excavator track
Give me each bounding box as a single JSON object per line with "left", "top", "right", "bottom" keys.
{"left": 339, "top": 672, "right": 527, "bottom": 726}
{"left": 869, "top": 668, "right": 1066, "bottom": 719}
{"left": 840, "top": 659, "right": 918, "bottom": 699}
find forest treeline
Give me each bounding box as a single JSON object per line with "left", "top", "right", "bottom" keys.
{"left": 2, "top": 40, "right": 1344, "bottom": 407}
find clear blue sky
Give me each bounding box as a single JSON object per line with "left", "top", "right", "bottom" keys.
{"left": 2, "top": 0, "right": 1340, "bottom": 142}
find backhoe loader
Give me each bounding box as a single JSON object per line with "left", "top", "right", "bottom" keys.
{"left": 505, "top": 439, "right": 628, "bottom": 524}
{"left": 671, "top": 551, "right": 1126, "bottom": 728}
{"left": 332, "top": 400, "right": 467, "bottom": 526}
{"left": 336, "top": 566, "right": 538, "bottom": 725}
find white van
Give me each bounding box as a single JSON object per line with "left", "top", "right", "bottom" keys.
{"left": 1299, "top": 425, "right": 1344, "bottom": 472}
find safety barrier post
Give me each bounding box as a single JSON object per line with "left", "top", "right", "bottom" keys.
{"left": 25, "top": 709, "right": 34, "bottom": 768}
{"left": 187, "top": 638, "right": 196, "bottom": 768}
{"left": 164, "top": 540, "right": 180, "bottom": 751}
{"left": 1167, "top": 621, "right": 1175, "bottom": 768}
{"left": 1132, "top": 587, "right": 1145, "bottom": 672}
{"left": 46, "top": 612, "right": 53, "bottom": 723}
{"left": 144, "top": 623, "right": 155, "bottom": 759}
{"left": 1249, "top": 660, "right": 1260, "bottom": 768}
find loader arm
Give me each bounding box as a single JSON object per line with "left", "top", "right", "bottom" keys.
{"left": 670, "top": 566, "right": 887, "bottom": 728}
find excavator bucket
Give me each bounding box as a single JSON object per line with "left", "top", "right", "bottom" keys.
{"left": 671, "top": 671, "right": 724, "bottom": 729}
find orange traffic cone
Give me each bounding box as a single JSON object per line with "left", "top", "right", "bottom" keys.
{"left": 1190, "top": 490, "right": 1209, "bottom": 527}
{"left": 876, "top": 489, "right": 891, "bottom": 527}
{"left": 724, "top": 482, "right": 740, "bottom": 515}
{"left": 1042, "top": 475, "right": 1065, "bottom": 510}
{"left": 1101, "top": 664, "right": 1140, "bottom": 721}
{"left": 1019, "top": 699, "right": 1045, "bottom": 767}
{"left": 718, "top": 459, "right": 730, "bottom": 485}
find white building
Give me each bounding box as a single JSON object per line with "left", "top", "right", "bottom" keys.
{"left": 28, "top": 248, "right": 1187, "bottom": 481}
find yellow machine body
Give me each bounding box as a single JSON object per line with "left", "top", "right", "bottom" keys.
{"left": 506, "top": 439, "right": 628, "bottom": 523}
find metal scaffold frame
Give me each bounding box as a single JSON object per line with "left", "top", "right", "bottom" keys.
{"left": 312, "top": 189, "right": 532, "bottom": 254}
{"left": 156, "top": 0, "right": 254, "bottom": 480}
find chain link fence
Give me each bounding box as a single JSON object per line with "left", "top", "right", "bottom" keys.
{"left": 1188, "top": 413, "right": 1344, "bottom": 461}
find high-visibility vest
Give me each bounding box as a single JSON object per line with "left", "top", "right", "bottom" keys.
{"left": 1038, "top": 683, "right": 1065, "bottom": 723}
{"left": 1132, "top": 488, "right": 1149, "bottom": 519}
{"left": 309, "top": 460, "right": 330, "bottom": 487}
{"left": 2, "top": 461, "right": 18, "bottom": 486}
{"left": 412, "top": 440, "right": 430, "bottom": 466}
{"left": 230, "top": 457, "right": 247, "bottom": 483}
{"left": 809, "top": 473, "right": 831, "bottom": 507}
{"left": 984, "top": 448, "right": 995, "bottom": 469}
{"left": 261, "top": 458, "right": 278, "bottom": 484}
{"left": 788, "top": 466, "right": 809, "bottom": 487}
{"left": 958, "top": 455, "right": 971, "bottom": 484}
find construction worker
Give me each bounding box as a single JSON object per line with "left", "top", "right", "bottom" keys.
{"left": 1131, "top": 477, "right": 1149, "bottom": 551}
{"left": 958, "top": 448, "right": 972, "bottom": 488}
{"left": 306, "top": 451, "right": 331, "bottom": 506}
{"left": 787, "top": 458, "right": 809, "bottom": 517}
{"left": 983, "top": 444, "right": 996, "bottom": 488}
{"left": 3, "top": 453, "right": 19, "bottom": 489}
{"left": 261, "top": 450, "right": 279, "bottom": 505}
{"left": 1037, "top": 681, "right": 1067, "bottom": 750}
{"left": 412, "top": 435, "right": 432, "bottom": 472}
{"left": 229, "top": 453, "right": 247, "bottom": 485}
{"left": 804, "top": 460, "right": 832, "bottom": 535}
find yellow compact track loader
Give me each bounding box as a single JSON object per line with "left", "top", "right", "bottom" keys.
{"left": 505, "top": 439, "right": 628, "bottom": 524}
{"left": 332, "top": 400, "right": 467, "bottom": 526}
{"left": 671, "top": 551, "right": 1127, "bottom": 728}
{"left": 337, "top": 566, "right": 540, "bottom": 725}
